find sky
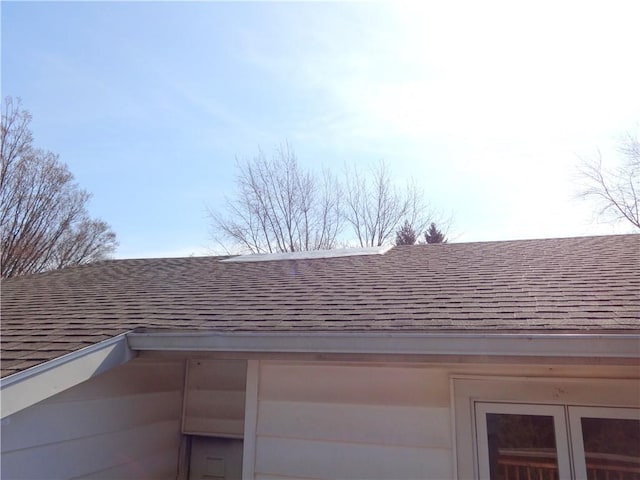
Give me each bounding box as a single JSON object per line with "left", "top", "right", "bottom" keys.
{"left": 2, "top": 1, "right": 639, "bottom": 258}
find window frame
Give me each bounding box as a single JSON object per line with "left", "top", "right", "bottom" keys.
{"left": 568, "top": 406, "right": 640, "bottom": 480}
{"left": 474, "top": 402, "right": 572, "bottom": 480}
{"left": 452, "top": 376, "right": 640, "bottom": 480}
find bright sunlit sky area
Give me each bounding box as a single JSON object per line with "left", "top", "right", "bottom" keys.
{"left": 2, "top": 1, "right": 639, "bottom": 258}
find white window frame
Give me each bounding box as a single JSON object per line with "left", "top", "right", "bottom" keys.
{"left": 568, "top": 406, "right": 640, "bottom": 480}
{"left": 452, "top": 376, "right": 640, "bottom": 480}
{"left": 474, "top": 402, "right": 572, "bottom": 480}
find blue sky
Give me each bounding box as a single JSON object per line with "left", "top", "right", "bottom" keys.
{"left": 2, "top": 1, "right": 639, "bottom": 258}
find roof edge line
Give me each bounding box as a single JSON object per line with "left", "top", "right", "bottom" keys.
{"left": 0, "top": 333, "right": 135, "bottom": 419}
{"left": 126, "top": 331, "right": 640, "bottom": 359}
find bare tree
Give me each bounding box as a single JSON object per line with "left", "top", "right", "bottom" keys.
{"left": 579, "top": 133, "right": 640, "bottom": 230}
{"left": 209, "top": 144, "right": 342, "bottom": 253}
{"left": 1, "top": 97, "right": 117, "bottom": 278}
{"left": 344, "top": 161, "right": 432, "bottom": 247}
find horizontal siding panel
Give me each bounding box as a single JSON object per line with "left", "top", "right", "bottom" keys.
{"left": 188, "top": 359, "right": 247, "bottom": 390}
{"left": 185, "top": 390, "right": 246, "bottom": 419}
{"left": 183, "top": 359, "right": 247, "bottom": 437}
{"left": 257, "top": 401, "right": 451, "bottom": 448}
{"left": 71, "top": 447, "right": 179, "bottom": 480}
{"left": 259, "top": 363, "right": 449, "bottom": 407}
{"left": 183, "top": 417, "right": 245, "bottom": 437}
{"left": 2, "top": 420, "right": 180, "bottom": 480}
{"left": 256, "top": 475, "right": 322, "bottom": 480}
{"left": 2, "top": 391, "right": 182, "bottom": 452}
{"left": 255, "top": 436, "right": 452, "bottom": 480}
{"left": 449, "top": 363, "right": 640, "bottom": 379}
{"left": 49, "top": 360, "right": 185, "bottom": 401}
{"left": 1, "top": 359, "right": 185, "bottom": 479}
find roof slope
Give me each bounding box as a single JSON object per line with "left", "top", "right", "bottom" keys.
{"left": 2, "top": 234, "right": 639, "bottom": 377}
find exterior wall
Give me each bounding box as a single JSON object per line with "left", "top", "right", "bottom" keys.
{"left": 183, "top": 359, "right": 247, "bottom": 438}
{"left": 247, "top": 360, "right": 640, "bottom": 480}
{"left": 0, "top": 358, "right": 185, "bottom": 480}
{"left": 2, "top": 352, "right": 638, "bottom": 480}
{"left": 252, "top": 362, "right": 453, "bottom": 480}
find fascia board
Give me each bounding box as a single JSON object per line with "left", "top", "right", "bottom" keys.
{"left": 126, "top": 331, "right": 640, "bottom": 359}
{"left": 0, "top": 333, "right": 134, "bottom": 418}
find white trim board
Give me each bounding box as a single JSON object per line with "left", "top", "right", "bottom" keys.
{"left": 220, "top": 245, "right": 393, "bottom": 262}
{"left": 0, "top": 334, "right": 135, "bottom": 418}
{"left": 126, "top": 331, "right": 640, "bottom": 359}
{"left": 242, "top": 360, "right": 260, "bottom": 480}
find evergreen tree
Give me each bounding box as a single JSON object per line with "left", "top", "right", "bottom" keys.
{"left": 424, "top": 222, "right": 446, "bottom": 244}
{"left": 394, "top": 220, "right": 418, "bottom": 245}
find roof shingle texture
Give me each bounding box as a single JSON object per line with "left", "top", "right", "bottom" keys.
{"left": 2, "top": 234, "right": 639, "bottom": 377}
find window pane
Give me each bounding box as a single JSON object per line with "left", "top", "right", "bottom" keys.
{"left": 581, "top": 417, "right": 640, "bottom": 480}
{"left": 486, "top": 413, "right": 559, "bottom": 480}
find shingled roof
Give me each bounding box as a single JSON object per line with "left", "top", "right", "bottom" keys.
{"left": 1, "top": 234, "right": 639, "bottom": 377}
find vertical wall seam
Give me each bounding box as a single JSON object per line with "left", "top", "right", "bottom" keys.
{"left": 242, "top": 359, "right": 260, "bottom": 480}
{"left": 176, "top": 359, "right": 190, "bottom": 480}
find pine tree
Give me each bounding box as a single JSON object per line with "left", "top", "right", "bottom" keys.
{"left": 424, "top": 222, "right": 446, "bottom": 244}
{"left": 394, "top": 220, "right": 417, "bottom": 245}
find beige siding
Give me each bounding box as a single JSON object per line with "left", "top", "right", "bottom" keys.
{"left": 258, "top": 401, "right": 450, "bottom": 448}
{"left": 254, "top": 362, "right": 453, "bottom": 480}
{"left": 182, "top": 359, "right": 247, "bottom": 438}
{"left": 255, "top": 476, "right": 320, "bottom": 480}
{"left": 72, "top": 448, "right": 179, "bottom": 480}
{"left": 251, "top": 361, "right": 639, "bottom": 480}
{"left": 256, "top": 437, "right": 451, "bottom": 480}
{"left": 3, "top": 352, "right": 637, "bottom": 480}
{"left": 259, "top": 363, "right": 450, "bottom": 406}
{"left": 1, "top": 358, "right": 185, "bottom": 480}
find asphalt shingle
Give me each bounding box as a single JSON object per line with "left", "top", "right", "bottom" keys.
{"left": 1, "top": 234, "right": 639, "bottom": 377}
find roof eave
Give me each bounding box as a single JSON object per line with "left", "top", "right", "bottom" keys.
{"left": 0, "top": 333, "right": 134, "bottom": 418}
{"left": 2, "top": 330, "right": 638, "bottom": 419}
{"left": 127, "top": 330, "right": 640, "bottom": 359}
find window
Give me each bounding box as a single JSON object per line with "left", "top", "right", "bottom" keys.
{"left": 475, "top": 403, "right": 571, "bottom": 480}
{"left": 569, "top": 407, "right": 640, "bottom": 480}
{"left": 453, "top": 377, "right": 640, "bottom": 480}
{"left": 475, "top": 403, "right": 639, "bottom": 480}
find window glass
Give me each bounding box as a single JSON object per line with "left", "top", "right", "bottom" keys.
{"left": 486, "top": 413, "right": 559, "bottom": 480}
{"left": 580, "top": 417, "right": 640, "bottom": 480}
